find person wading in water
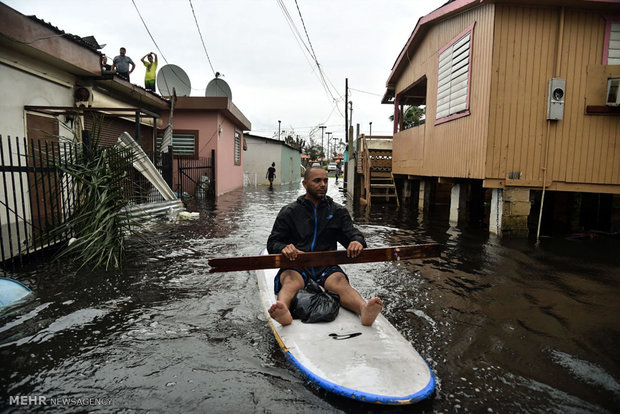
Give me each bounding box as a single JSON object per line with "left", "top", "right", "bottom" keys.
{"left": 266, "top": 162, "right": 276, "bottom": 189}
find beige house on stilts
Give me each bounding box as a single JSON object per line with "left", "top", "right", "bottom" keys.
{"left": 383, "top": 0, "right": 620, "bottom": 237}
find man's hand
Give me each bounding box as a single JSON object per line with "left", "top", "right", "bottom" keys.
{"left": 281, "top": 244, "right": 302, "bottom": 261}
{"left": 347, "top": 241, "right": 364, "bottom": 258}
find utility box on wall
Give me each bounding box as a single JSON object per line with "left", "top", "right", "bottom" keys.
{"left": 547, "top": 78, "right": 566, "bottom": 120}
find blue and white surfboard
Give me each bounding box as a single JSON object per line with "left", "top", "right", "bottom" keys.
{"left": 256, "top": 255, "right": 435, "bottom": 405}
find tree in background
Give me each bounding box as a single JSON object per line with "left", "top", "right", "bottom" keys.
{"left": 389, "top": 105, "right": 426, "bottom": 130}
{"left": 284, "top": 134, "right": 305, "bottom": 151}
{"left": 303, "top": 136, "right": 324, "bottom": 162}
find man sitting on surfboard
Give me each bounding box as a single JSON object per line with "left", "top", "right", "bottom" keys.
{"left": 267, "top": 166, "right": 383, "bottom": 326}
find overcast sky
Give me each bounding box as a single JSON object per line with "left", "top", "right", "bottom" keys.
{"left": 6, "top": 0, "right": 446, "bottom": 144}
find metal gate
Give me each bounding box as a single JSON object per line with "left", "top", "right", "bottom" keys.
{"left": 177, "top": 149, "right": 215, "bottom": 198}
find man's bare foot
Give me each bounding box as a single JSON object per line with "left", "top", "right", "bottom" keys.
{"left": 268, "top": 301, "right": 293, "bottom": 326}
{"left": 360, "top": 297, "right": 383, "bottom": 326}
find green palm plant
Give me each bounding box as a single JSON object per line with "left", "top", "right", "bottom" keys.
{"left": 48, "top": 115, "right": 140, "bottom": 271}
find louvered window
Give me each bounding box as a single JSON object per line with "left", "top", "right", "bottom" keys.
{"left": 606, "top": 20, "right": 620, "bottom": 65}
{"left": 436, "top": 25, "right": 474, "bottom": 123}
{"left": 234, "top": 130, "right": 241, "bottom": 165}
{"left": 156, "top": 131, "right": 197, "bottom": 157}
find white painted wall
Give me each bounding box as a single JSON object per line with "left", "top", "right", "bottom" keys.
{"left": 244, "top": 136, "right": 301, "bottom": 186}
{"left": 0, "top": 53, "right": 76, "bottom": 261}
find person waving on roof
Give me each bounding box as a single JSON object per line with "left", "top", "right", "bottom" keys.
{"left": 141, "top": 51, "right": 158, "bottom": 92}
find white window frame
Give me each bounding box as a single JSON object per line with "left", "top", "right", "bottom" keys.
{"left": 435, "top": 23, "right": 475, "bottom": 125}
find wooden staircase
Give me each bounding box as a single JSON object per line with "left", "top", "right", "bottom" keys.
{"left": 358, "top": 136, "right": 399, "bottom": 207}
{"left": 369, "top": 169, "right": 398, "bottom": 202}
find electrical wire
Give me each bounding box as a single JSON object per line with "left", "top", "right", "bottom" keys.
{"left": 131, "top": 0, "right": 168, "bottom": 64}
{"left": 349, "top": 87, "right": 384, "bottom": 97}
{"left": 276, "top": 0, "right": 343, "bottom": 116}
{"left": 131, "top": 0, "right": 198, "bottom": 94}
{"left": 276, "top": 0, "right": 332, "bottom": 102}
{"left": 293, "top": 0, "right": 343, "bottom": 105}
{"left": 188, "top": 0, "right": 216, "bottom": 77}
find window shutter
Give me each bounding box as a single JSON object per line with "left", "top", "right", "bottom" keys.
{"left": 234, "top": 131, "right": 241, "bottom": 165}
{"left": 156, "top": 132, "right": 196, "bottom": 155}
{"left": 436, "top": 31, "right": 471, "bottom": 119}
{"left": 609, "top": 21, "right": 620, "bottom": 65}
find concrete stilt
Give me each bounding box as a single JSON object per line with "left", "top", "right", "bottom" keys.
{"left": 418, "top": 179, "right": 431, "bottom": 212}
{"left": 490, "top": 189, "right": 503, "bottom": 236}
{"left": 489, "top": 188, "right": 531, "bottom": 237}
{"left": 449, "top": 183, "right": 467, "bottom": 225}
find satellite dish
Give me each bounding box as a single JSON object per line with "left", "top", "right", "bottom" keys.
{"left": 156, "top": 64, "right": 191, "bottom": 97}
{"left": 205, "top": 77, "right": 232, "bottom": 100}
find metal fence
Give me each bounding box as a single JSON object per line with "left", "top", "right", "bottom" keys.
{"left": 0, "top": 135, "right": 172, "bottom": 274}
{"left": 177, "top": 149, "right": 215, "bottom": 198}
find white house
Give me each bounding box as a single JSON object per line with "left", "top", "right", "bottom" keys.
{"left": 243, "top": 134, "right": 302, "bottom": 186}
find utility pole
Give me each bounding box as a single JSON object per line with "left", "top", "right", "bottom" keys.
{"left": 369, "top": 122, "right": 372, "bottom": 136}
{"left": 345, "top": 78, "right": 354, "bottom": 196}
{"left": 345, "top": 78, "right": 349, "bottom": 145}
{"left": 326, "top": 131, "right": 332, "bottom": 161}
{"left": 278, "top": 120, "right": 281, "bottom": 141}
{"left": 319, "top": 125, "right": 326, "bottom": 158}
{"left": 349, "top": 101, "right": 353, "bottom": 130}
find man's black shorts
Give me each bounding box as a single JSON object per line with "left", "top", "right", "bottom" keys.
{"left": 274, "top": 265, "right": 348, "bottom": 295}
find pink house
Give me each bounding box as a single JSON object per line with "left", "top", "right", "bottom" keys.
{"left": 159, "top": 96, "right": 251, "bottom": 196}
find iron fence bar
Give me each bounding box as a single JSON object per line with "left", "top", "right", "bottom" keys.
{"left": 0, "top": 165, "right": 57, "bottom": 173}
{"left": 212, "top": 149, "right": 216, "bottom": 189}
{"left": 62, "top": 141, "right": 76, "bottom": 241}
{"left": 56, "top": 142, "right": 69, "bottom": 241}
{"left": 32, "top": 138, "right": 45, "bottom": 252}
{"left": 16, "top": 137, "right": 31, "bottom": 257}
{"left": 178, "top": 164, "right": 212, "bottom": 171}
{"left": 0, "top": 136, "right": 13, "bottom": 266}
{"left": 8, "top": 138, "right": 23, "bottom": 267}
{"left": 43, "top": 140, "right": 55, "bottom": 247}
{"left": 48, "top": 141, "right": 59, "bottom": 246}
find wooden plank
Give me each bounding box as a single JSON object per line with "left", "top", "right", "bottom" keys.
{"left": 208, "top": 244, "right": 441, "bottom": 273}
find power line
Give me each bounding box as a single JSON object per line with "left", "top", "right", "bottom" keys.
{"left": 349, "top": 87, "right": 384, "bottom": 97}
{"left": 276, "top": 0, "right": 343, "bottom": 116}
{"left": 188, "top": 0, "right": 216, "bottom": 77}
{"left": 277, "top": 0, "right": 333, "bottom": 102}
{"left": 294, "top": 0, "right": 341, "bottom": 105}
{"left": 293, "top": 0, "right": 343, "bottom": 104}
{"left": 131, "top": 0, "right": 168, "bottom": 64}
{"left": 294, "top": 0, "right": 318, "bottom": 67}
{"left": 132, "top": 0, "right": 203, "bottom": 93}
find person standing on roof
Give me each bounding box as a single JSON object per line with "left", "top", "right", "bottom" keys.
{"left": 141, "top": 52, "right": 158, "bottom": 92}
{"left": 113, "top": 47, "right": 135, "bottom": 82}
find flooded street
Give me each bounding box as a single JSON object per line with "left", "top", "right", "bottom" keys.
{"left": 1, "top": 179, "right": 619, "bottom": 413}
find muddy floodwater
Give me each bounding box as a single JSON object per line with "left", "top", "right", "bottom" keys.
{"left": 1, "top": 179, "right": 618, "bottom": 413}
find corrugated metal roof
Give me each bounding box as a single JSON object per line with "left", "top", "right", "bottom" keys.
{"left": 26, "top": 14, "right": 102, "bottom": 52}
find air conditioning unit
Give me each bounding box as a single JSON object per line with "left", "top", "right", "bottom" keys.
{"left": 606, "top": 78, "right": 620, "bottom": 107}
{"left": 547, "top": 78, "right": 566, "bottom": 120}
{"left": 74, "top": 86, "right": 93, "bottom": 107}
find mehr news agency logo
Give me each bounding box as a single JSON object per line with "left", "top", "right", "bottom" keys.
{"left": 9, "top": 395, "right": 113, "bottom": 407}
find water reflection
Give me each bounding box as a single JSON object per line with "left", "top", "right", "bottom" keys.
{"left": 0, "top": 179, "right": 618, "bottom": 413}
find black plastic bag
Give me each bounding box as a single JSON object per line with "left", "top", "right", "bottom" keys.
{"left": 290, "top": 279, "right": 340, "bottom": 323}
